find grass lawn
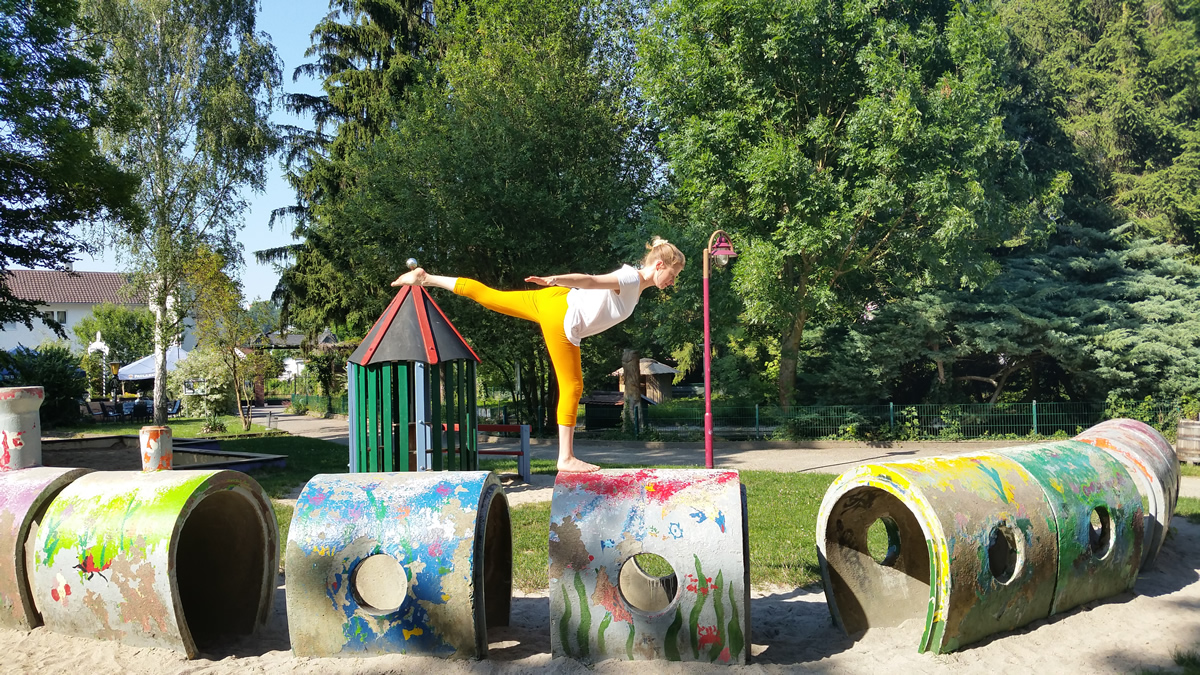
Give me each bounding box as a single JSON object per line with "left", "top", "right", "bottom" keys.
{"left": 1177, "top": 496, "right": 1200, "bottom": 524}
{"left": 1181, "top": 463, "right": 1200, "bottom": 478}
{"left": 227, "top": 436, "right": 350, "bottom": 498}
{"left": 51, "top": 415, "right": 274, "bottom": 438}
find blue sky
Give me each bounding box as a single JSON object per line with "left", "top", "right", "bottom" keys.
{"left": 74, "top": 1, "right": 332, "bottom": 303}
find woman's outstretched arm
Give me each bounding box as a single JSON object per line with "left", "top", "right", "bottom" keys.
{"left": 525, "top": 272, "right": 623, "bottom": 290}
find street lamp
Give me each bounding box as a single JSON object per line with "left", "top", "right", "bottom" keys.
{"left": 703, "top": 230, "right": 737, "bottom": 469}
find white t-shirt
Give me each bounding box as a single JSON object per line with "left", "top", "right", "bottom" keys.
{"left": 562, "top": 264, "right": 642, "bottom": 346}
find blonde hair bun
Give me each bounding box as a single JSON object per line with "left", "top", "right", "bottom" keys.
{"left": 642, "top": 236, "right": 686, "bottom": 268}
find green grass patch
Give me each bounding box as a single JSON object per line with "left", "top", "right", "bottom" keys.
{"left": 1181, "top": 463, "right": 1200, "bottom": 478}
{"left": 1136, "top": 649, "right": 1200, "bottom": 675}
{"left": 53, "top": 415, "right": 274, "bottom": 438}
{"left": 744, "top": 470, "right": 838, "bottom": 588}
{"left": 272, "top": 501, "right": 293, "bottom": 571}
{"left": 511, "top": 502, "right": 551, "bottom": 591}
{"left": 1175, "top": 649, "right": 1200, "bottom": 674}
{"left": 1176, "top": 497, "right": 1200, "bottom": 525}
{"left": 227, "top": 436, "right": 349, "bottom": 498}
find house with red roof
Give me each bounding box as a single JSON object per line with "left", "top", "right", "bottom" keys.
{"left": 0, "top": 268, "right": 197, "bottom": 353}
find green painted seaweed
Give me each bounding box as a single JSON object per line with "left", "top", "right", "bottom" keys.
{"left": 558, "top": 581, "right": 573, "bottom": 653}
{"left": 626, "top": 622, "right": 635, "bottom": 660}
{"left": 573, "top": 572, "right": 591, "bottom": 659}
{"left": 597, "top": 612, "right": 612, "bottom": 654}
{"left": 688, "top": 554, "right": 707, "bottom": 659}
{"left": 726, "top": 579, "right": 744, "bottom": 662}
{"left": 708, "top": 570, "right": 726, "bottom": 661}
{"left": 664, "top": 606, "right": 683, "bottom": 661}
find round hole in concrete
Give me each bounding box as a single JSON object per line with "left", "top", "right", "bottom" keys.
{"left": 866, "top": 517, "right": 901, "bottom": 566}
{"left": 987, "top": 523, "right": 1020, "bottom": 584}
{"left": 351, "top": 554, "right": 409, "bottom": 615}
{"left": 1089, "top": 506, "right": 1112, "bottom": 558}
{"left": 618, "top": 553, "right": 678, "bottom": 614}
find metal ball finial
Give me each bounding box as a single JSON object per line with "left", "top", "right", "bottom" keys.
{"left": 406, "top": 258, "right": 419, "bottom": 270}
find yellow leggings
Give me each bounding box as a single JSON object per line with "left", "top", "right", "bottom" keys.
{"left": 453, "top": 278, "right": 582, "bottom": 426}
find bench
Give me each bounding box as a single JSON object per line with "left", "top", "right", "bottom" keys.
{"left": 477, "top": 424, "right": 532, "bottom": 482}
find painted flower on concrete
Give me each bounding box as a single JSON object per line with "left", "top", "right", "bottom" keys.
{"left": 50, "top": 573, "right": 71, "bottom": 604}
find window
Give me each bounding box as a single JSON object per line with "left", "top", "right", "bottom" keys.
{"left": 41, "top": 311, "right": 66, "bottom": 324}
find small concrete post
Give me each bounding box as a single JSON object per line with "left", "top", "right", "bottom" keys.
{"left": 0, "top": 386, "right": 45, "bottom": 471}
{"left": 139, "top": 426, "right": 172, "bottom": 471}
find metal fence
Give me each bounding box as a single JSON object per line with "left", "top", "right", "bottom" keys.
{"left": 279, "top": 395, "right": 1185, "bottom": 441}
{"left": 290, "top": 393, "right": 350, "bottom": 416}
{"left": 641, "top": 400, "right": 1184, "bottom": 440}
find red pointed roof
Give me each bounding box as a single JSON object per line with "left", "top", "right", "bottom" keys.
{"left": 349, "top": 286, "right": 480, "bottom": 366}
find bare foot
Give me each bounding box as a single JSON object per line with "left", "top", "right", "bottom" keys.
{"left": 390, "top": 268, "right": 427, "bottom": 287}
{"left": 557, "top": 457, "right": 600, "bottom": 473}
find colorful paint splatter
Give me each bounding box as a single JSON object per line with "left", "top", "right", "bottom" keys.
{"left": 285, "top": 471, "right": 505, "bottom": 659}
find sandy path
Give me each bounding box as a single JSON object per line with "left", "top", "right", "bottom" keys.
{"left": 3, "top": 515, "right": 1197, "bottom": 675}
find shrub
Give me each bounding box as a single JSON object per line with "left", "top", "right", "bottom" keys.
{"left": 167, "top": 347, "right": 237, "bottom": 418}
{"left": 0, "top": 344, "right": 88, "bottom": 428}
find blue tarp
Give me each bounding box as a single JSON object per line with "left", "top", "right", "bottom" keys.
{"left": 117, "top": 346, "right": 189, "bottom": 381}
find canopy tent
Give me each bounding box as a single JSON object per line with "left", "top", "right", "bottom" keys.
{"left": 116, "top": 346, "right": 189, "bottom": 381}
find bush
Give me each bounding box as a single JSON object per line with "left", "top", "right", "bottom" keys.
{"left": 167, "top": 347, "right": 237, "bottom": 418}
{"left": 0, "top": 344, "right": 88, "bottom": 428}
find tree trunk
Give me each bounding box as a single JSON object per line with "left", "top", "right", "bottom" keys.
{"left": 152, "top": 300, "right": 169, "bottom": 425}
{"left": 622, "top": 349, "right": 639, "bottom": 434}
{"left": 777, "top": 310, "right": 808, "bottom": 409}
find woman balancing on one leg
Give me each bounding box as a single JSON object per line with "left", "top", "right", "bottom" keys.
{"left": 391, "top": 238, "right": 686, "bottom": 473}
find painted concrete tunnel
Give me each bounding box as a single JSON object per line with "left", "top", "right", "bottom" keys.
{"left": 548, "top": 469, "right": 750, "bottom": 664}
{"left": 816, "top": 418, "right": 1175, "bottom": 654}
{"left": 31, "top": 469, "right": 279, "bottom": 657}
{"left": 285, "top": 471, "right": 511, "bottom": 658}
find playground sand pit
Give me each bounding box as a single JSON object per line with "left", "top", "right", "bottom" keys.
{"left": 1, "top": 516, "right": 1197, "bottom": 674}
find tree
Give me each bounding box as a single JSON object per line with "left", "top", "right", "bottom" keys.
{"left": 259, "top": 0, "right": 437, "bottom": 331}
{"left": 0, "top": 343, "right": 88, "bottom": 427}
{"left": 275, "top": 0, "right": 655, "bottom": 428}
{"left": 1000, "top": 0, "right": 1200, "bottom": 248}
{"left": 637, "top": 0, "right": 1066, "bottom": 406}
{"left": 71, "top": 302, "right": 155, "bottom": 364}
{"left": 807, "top": 223, "right": 1200, "bottom": 404}
{"left": 187, "top": 247, "right": 258, "bottom": 430}
{"left": 0, "top": 0, "right": 139, "bottom": 329}
{"left": 82, "top": 0, "right": 281, "bottom": 424}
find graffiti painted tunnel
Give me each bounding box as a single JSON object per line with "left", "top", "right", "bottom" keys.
{"left": 816, "top": 420, "right": 1167, "bottom": 654}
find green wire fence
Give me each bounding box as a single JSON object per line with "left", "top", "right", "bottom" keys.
{"left": 283, "top": 395, "right": 1184, "bottom": 441}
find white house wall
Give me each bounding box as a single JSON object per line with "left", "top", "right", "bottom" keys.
{"left": 0, "top": 304, "right": 197, "bottom": 354}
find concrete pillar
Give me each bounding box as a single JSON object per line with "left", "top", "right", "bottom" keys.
{"left": 0, "top": 387, "right": 44, "bottom": 471}
{"left": 139, "top": 426, "right": 172, "bottom": 471}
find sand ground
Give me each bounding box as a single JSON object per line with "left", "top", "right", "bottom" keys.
{"left": 9, "top": 409, "right": 1197, "bottom": 674}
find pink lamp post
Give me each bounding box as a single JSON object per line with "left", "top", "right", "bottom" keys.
{"left": 703, "top": 230, "right": 737, "bottom": 469}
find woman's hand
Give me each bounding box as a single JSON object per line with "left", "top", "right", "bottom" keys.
{"left": 525, "top": 275, "right": 556, "bottom": 286}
